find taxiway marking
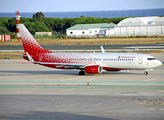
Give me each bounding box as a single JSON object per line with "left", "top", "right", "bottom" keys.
{"left": 143, "top": 78, "right": 158, "bottom": 81}
{"left": 58, "top": 89, "right": 76, "bottom": 92}
{"left": 157, "top": 90, "right": 164, "bottom": 92}
{"left": 61, "top": 78, "right": 77, "bottom": 81}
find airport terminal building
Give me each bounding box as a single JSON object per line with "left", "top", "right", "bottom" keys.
{"left": 66, "top": 16, "right": 164, "bottom": 36}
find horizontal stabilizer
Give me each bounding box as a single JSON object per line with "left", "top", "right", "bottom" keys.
{"left": 26, "top": 52, "right": 35, "bottom": 63}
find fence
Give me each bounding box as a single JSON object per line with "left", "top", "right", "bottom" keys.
{"left": 0, "top": 35, "right": 11, "bottom": 42}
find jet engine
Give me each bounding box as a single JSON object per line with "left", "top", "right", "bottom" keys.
{"left": 85, "top": 65, "right": 102, "bottom": 74}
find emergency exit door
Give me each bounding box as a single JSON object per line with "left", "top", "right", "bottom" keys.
{"left": 138, "top": 56, "right": 143, "bottom": 64}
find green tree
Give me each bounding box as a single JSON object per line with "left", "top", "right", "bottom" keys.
{"left": 0, "top": 27, "right": 10, "bottom": 34}
{"left": 24, "top": 22, "right": 49, "bottom": 34}
{"left": 10, "top": 33, "right": 17, "bottom": 39}
{"left": 51, "top": 18, "right": 62, "bottom": 32}
{"left": 6, "top": 18, "right": 16, "bottom": 32}
{"left": 44, "top": 18, "right": 55, "bottom": 32}
{"left": 27, "top": 18, "right": 34, "bottom": 22}
{"left": 20, "top": 17, "right": 30, "bottom": 23}
{"left": 33, "top": 12, "right": 45, "bottom": 22}
{"left": 0, "top": 17, "right": 10, "bottom": 27}
{"left": 35, "top": 22, "right": 50, "bottom": 32}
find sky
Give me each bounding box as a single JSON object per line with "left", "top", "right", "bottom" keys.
{"left": 0, "top": 0, "right": 164, "bottom": 12}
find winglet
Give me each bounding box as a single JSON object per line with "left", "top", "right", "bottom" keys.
{"left": 101, "top": 46, "right": 106, "bottom": 53}
{"left": 26, "top": 52, "right": 35, "bottom": 63}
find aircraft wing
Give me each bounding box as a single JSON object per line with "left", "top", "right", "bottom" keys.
{"left": 3, "top": 53, "right": 27, "bottom": 57}
{"left": 39, "top": 62, "right": 87, "bottom": 69}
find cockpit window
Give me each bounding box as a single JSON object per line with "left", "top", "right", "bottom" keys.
{"left": 147, "top": 58, "right": 156, "bottom": 60}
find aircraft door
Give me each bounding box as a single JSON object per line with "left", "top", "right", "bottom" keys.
{"left": 138, "top": 56, "right": 143, "bottom": 64}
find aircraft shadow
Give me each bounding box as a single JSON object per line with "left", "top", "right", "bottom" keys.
{"left": 0, "top": 70, "right": 78, "bottom": 76}
{"left": 0, "top": 70, "right": 142, "bottom": 76}
{"left": 102, "top": 71, "right": 141, "bottom": 75}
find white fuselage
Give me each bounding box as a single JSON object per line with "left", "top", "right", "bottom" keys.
{"left": 43, "top": 52, "right": 162, "bottom": 70}
{"left": 86, "top": 53, "right": 161, "bottom": 70}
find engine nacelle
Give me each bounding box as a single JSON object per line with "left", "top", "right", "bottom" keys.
{"left": 85, "top": 65, "right": 102, "bottom": 74}
{"left": 106, "top": 69, "right": 121, "bottom": 71}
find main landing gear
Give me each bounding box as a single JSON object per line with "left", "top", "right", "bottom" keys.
{"left": 144, "top": 71, "right": 148, "bottom": 75}
{"left": 79, "top": 70, "right": 85, "bottom": 75}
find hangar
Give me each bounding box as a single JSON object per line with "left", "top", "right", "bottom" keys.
{"left": 66, "top": 17, "right": 164, "bottom": 37}
{"left": 114, "top": 16, "right": 164, "bottom": 36}
{"left": 66, "top": 23, "right": 116, "bottom": 36}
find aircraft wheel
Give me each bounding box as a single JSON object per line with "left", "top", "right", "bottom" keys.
{"left": 79, "top": 71, "right": 85, "bottom": 75}
{"left": 144, "top": 71, "right": 148, "bottom": 75}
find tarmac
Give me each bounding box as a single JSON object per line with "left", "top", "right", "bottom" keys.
{"left": 0, "top": 53, "right": 164, "bottom": 120}
{"left": 1, "top": 44, "right": 164, "bottom": 52}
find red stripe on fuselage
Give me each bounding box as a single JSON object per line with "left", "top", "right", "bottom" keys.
{"left": 37, "top": 53, "right": 96, "bottom": 64}
{"left": 24, "top": 53, "right": 97, "bottom": 65}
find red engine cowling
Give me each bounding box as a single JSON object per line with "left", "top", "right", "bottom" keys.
{"left": 85, "top": 65, "right": 102, "bottom": 74}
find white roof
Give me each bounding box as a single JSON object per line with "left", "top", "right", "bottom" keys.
{"left": 136, "top": 16, "right": 159, "bottom": 25}
{"left": 151, "top": 17, "right": 164, "bottom": 25}
{"left": 117, "top": 16, "right": 160, "bottom": 26}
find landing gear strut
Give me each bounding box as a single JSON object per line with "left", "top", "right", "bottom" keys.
{"left": 144, "top": 71, "right": 148, "bottom": 75}
{"left": 79, "top": 70, "right": 85, "bottom": 75}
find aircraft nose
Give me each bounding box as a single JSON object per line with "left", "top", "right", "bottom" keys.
{"left": 156, "top": 60, "right": 162, "bottom": 67}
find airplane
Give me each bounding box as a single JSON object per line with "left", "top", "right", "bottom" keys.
{"left": 18, "top": 24, "right": 162, "bottom": 75}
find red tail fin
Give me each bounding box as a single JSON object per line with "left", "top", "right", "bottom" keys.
{"left": 19, "top": 24, "right": 52, "bottom": 54}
